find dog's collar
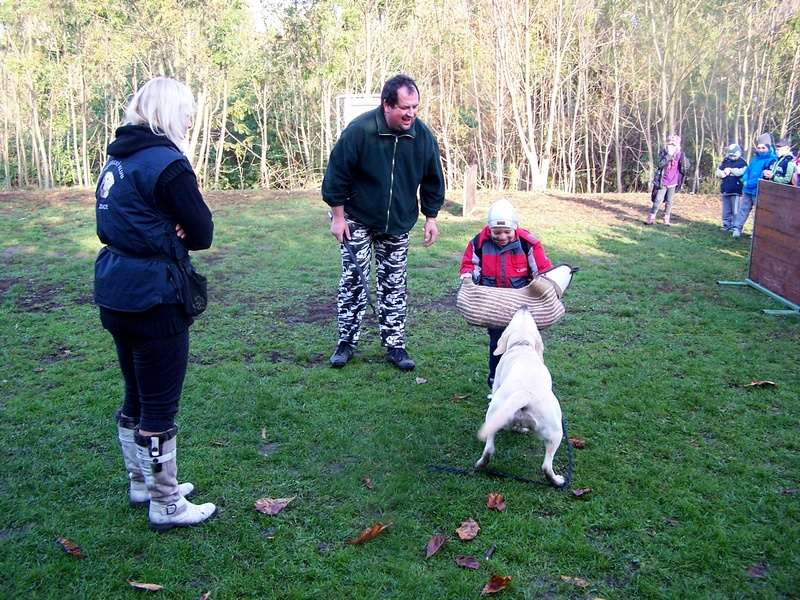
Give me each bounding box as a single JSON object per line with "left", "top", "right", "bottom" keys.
{"left": 505, "top": 340, "right": 533, "bottom": 351}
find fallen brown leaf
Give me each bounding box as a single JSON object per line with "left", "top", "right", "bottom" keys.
{"left": 34, "top": 367, "right": 44, "bottom": 373}
{"left": 569, "top": 436, "right": 586, "bottom": 449}
{"left": 55, "top": 537, "right": 85, "bottom": 559}
{"left": 361, "top": 477, "right": 375, "bottom": 490}
{"left": 455, "top": 555, "right": 481, "bottom": 569}
{"left": 456, "top": 518, "right": 480, "bottom": 540}
{"left": 451, "top": 393, "right": 471, "bottom": 402}
{"left": 127, "top": 580, "right": 163, "bottom": 591}
{"left": 415, "top": 377, "right": 427, "bottom": 385}
{"left": 560, "top": 575, "right": 590, "bottom": 588}
{"left": 254, "top": 496, "right": 296, "bottom": 515}
{"left": 746, "top": 563, "right": 767, "bottom": 578}
{"left": 486, "top": 492, "right": 506, "bottom": 512}
{"left": 572, "top": 487, "right": 593, "bottom": 499}
{"left": 425, "top": 534, "right": 446, "bottom": 559}
{"left": 744, "top": 380, "right": 776, "bottom": 388}
{"left": 199, "top": 593, "right": 211, "bottom": 600}
{"left": 348, "top": 522, "right": 392, "bottom": 544}
{"left": 209, "top": 439, "right": 227, "bottom": 447}
{"left": 481, "top": 574, "right": 512, "bottom": 594}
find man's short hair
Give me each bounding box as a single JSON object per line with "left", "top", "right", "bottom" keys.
{"left": 381, "top": 75, "right": 419, "bottom": 107}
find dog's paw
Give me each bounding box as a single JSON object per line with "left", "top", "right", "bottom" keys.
{"left": 474, "top": 454, "right": 491, "bottom": 470}
{"left": 549, "top": 474, "right": 566, "bottom": 488}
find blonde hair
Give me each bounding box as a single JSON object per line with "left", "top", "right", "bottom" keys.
{"left": 123, "top": 77, "right": 195, "bottom": 151}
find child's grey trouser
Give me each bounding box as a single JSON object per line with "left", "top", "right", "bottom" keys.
{"left": 337, "top": 217, "right": 409, "bottom": 349}
{"left": 733, "top": 192, "right": 756, "bottom": 233}
{"left": 650, "top": 185, "right": 677, "bottom": 218}
{"left": 721, "top": 194, "right": 740, "bottom": 229}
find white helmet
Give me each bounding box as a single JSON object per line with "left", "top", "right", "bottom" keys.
{"left": 487, "top": 198, "right": 518, "bottom": 230}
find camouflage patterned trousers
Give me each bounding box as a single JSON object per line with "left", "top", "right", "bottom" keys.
{"left": 337, "top": 218, "right": 409, "bottom": 349}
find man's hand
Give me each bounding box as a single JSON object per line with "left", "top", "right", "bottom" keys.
{"left": 329, "top": 206, "right": 350, "bottom": 243}
{"left": 175, "top": 223, "right": 186, "bottom": 239}
{"left": 763, "top": 169, "right": 773, "bottom": 179}
{"left": 423, "top": 217, "right": 438, "bottom": 247}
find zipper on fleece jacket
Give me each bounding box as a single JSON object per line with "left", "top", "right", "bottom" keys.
{"left": 378, "top": 130, "right": 414, "bottom": 233}
{"left": 386, "top": 136, "right": 398, "bottom": 232}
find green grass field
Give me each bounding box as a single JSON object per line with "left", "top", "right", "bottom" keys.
{"left": 1, "top": 188, "right": 798, "bottom": 599}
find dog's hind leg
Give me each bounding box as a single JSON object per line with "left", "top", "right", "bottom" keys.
{"left": 541, "top": 434, "right": 565, "bottom": 487}
{"left": 475, "top": 435, "right": 495, "bottom": 470}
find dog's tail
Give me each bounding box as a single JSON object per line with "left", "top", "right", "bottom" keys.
{"left": 478, "top": 390, "right": 534, "bottom": 441}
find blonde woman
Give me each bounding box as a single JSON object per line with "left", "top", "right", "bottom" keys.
{"left": 94, "top": 77, "right": 216, "bottom": 531}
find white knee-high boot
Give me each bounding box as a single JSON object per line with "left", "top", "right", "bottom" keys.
{"left": 116, "top": 412, "right": 193, "bottom": 505}
{"left": 135, "top": 427, "right": 216, "bottom": 532}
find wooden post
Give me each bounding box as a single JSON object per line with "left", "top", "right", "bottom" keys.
{"left": 463, "top": 164, "right": 477, "bottom": 217}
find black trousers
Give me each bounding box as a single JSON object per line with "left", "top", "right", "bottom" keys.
{"left": 113, "top": 330, "right": 189, "bottom": 432}
{"left": 487, "top": 327, "right": 504, "bottom": 388}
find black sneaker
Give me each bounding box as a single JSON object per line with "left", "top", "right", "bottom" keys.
{"left": 386, "top": 347, "right": 415, "bottom": 371}
{"left": 329, "top": 342, "right": 354, "bottom": 368}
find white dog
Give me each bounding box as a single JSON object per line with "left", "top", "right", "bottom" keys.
{"left": 475, "top": 306, "right": 565, "bottom": 486}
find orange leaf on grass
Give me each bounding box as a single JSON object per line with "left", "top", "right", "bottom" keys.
{"left": 744, "top": 380, "right": 776, "bottom": 388}
{"left": 569, "top": 436, "right": 586, "bottom": 449}
{"left": 56, "top": 537, "right": 85, "bottom": 559}
{"left": 481, "top": 574, "right": 512, "bottom": 594}
{"left": 348, "top": 522, "right": 392, "bottom": 545}
{"left": 361, "top": 477, "right": 375, "bottom": 490}
{"left": 572, "top": 487, "right": 593, "bottom": 498}
{"left": 254, "top": 496, "right": 296, "bottom": 515}
{"left": 455, "top": 555, "right": 481, "bottom": 569}
{"left": 486, "top": 492, "right": 506, "bottom": 512}
{"left": 456, "top": 518, "right": 480, "bottom": 540}
{"left": 451, "top": 393, "right": 470, "bottom": 402}
{"left": 425, "top": 534, "right": 446, "bottom": 558}
{"left": 127, "top": 580, "right": 163, "bottom": 591}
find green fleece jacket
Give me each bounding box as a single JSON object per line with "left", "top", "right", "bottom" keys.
{"left": 322, "top": 107, "right": 445, "bottom": 235}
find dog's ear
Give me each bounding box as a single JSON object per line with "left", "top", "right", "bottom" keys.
{"left": 494, "top": 328, "right": 510, "bottom": 355}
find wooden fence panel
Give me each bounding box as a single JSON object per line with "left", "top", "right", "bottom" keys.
{"left": 749, "top": 180, "right": 800, "bottom": 305}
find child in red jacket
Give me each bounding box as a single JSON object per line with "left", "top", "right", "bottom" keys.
{"left": 459, "top": 198, "right": 553, "bottom": 391}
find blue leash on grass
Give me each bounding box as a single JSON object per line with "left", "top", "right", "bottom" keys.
{"left": 427, "top": 417, "right": 575, "bottom": 489}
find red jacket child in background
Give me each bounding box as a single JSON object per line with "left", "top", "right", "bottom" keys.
{"left": 459, "top": 198, "right": 553, "bottom": 392}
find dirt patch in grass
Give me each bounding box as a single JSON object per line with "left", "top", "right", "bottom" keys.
{"left": 40, "top": 345, "right": 77, "bottom": 365}
{"left": 0, "top": 188, "right": 95, "bottom": 209}
{"left": 283, "top": 298, "right": 338, "bottom": 324}
{"left": 15, "top": 282, "right": 64, "bottom": 312}
{"left": 0, "top": 277, "right": 23, "bottom": 296}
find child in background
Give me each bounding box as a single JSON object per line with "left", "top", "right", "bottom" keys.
{"left": 762, "top": 138, "right": 795, "bottom": 185}
{"left": 715, "top": 144, "right": 747, "bottom": 231}
{"left": 459, "top": 198, "right": 552, "bottom": 392}
{"left": 646, "top": 134, "right": 689, "bottom": 226}
{"left": 732, "top": 133, "right": 776, "bottom": 238}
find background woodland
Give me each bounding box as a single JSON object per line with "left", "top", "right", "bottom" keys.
{"left": 2, "top": 0, "right": 799, "bottom": 193}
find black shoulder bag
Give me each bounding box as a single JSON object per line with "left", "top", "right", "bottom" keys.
{"left": 176, "top": 256, "right": 208, "bottom": 317}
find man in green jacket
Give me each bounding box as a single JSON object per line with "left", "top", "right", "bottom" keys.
{"left": 322, "top": 74, "right": 446, "bottom": 371}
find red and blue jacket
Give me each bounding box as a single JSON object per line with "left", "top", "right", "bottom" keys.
{"left": 460, "top": 226, "right": 552, "bottom": 289}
